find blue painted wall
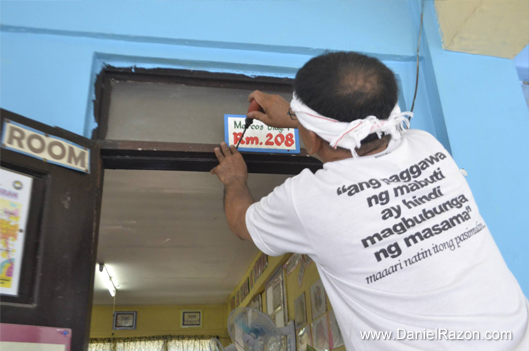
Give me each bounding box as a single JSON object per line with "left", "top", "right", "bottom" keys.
{"left": 515, "top": 44, "right": 529, "bottom": 109}
{"left": 1, "top": 0, "right": 527, "bottom": 295}
{"left": 417, "top": 1, "right": 529, "bottom": 295}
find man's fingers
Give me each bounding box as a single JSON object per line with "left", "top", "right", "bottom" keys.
{"left": 247, "top": 111, "right": 266, "bottom": 122}
{"left": 229, "top": 144, "right": 239, "bottom": 155}
{"left": 220, "top": 142, "right": 232, "bottom": 156}
{"left": 214, "top": 147, "right": 225, "bottom": 161}
{"left": 248, "top": 90, "right": 263, "bottom": 103}
{"left": 210, "top": 166, "right": 217, "bottom": 175}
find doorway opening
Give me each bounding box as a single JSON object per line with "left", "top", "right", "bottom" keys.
{"left": 90, "top": 67, "right": 321, "bottom": 342}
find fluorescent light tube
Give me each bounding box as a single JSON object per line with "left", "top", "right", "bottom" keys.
{"left": 98, "top": 263, "right": 117, "bottom": 297}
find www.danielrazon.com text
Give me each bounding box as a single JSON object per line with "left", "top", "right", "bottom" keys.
{"left": 359, "top": 329, "right": 513, "bottom": 341}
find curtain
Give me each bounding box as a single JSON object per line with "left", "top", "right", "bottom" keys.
{"left": 89, "top": 336, "right": 213, "bottom": 351}
{"left": 89, "top": 339, "right": 114, "bottom": 351}
{"left": 167, "top": 338, "right": 210, "bottom": 351}
{"left": 115, "top": 337, "right": 164, "bottom": 351}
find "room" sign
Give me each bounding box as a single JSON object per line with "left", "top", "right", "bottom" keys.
{"left": 1, "top": 120, "right": 91, "bottom": 174}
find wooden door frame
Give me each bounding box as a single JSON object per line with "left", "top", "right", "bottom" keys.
{"left": 0, "top": 109, "right": 103, "bottom": 351}
{"left": 93, "top": 67, "right": 323, "bottom": 174}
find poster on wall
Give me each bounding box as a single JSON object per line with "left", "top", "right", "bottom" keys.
{"left": 294, "top": 292, "right": 307, "bottom": 328}
{"left": 265, "top": 267, "right": 289, "bottom": 351}
{"left": 284, "top": 253, "right": 302, "bottom": 275}
{"left": 265, "top": 268, "right": 288, "bottom": 328}
{"left": 297, "top": 325, "right": 312, "bottom": 351}
{"left": 311, "top": 314, "right": 330, "bottom": 351}
{"left": 310, "top": 280, "right": 327, "bottom": 319}
{"left": 248, "top": 293, "right": 262, "bottom": 312}
{"left": 0, "top": 323, "right": 71, "bottom": 351}
{"left": 0, "top": 168, "right": 33, "bottom": 296}
{"left": 253, "top": 253, "right": 268, "bottom": 284}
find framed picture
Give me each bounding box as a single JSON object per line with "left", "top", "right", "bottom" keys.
{"left": 297, "top": 325, "right": 312, "bottom": 351}
{"left": 298, "top": 258, "right": 306, "bottom": 287}
{"left": 294, "top": 292, "right": 307, "bottom": 328}
{"left": 248, "top": 293, "right": 263, "bottom": 312}
{"left": 328, "top": 310, "right": 344, "bottom": 349}
{"left": 253, "top": 254, "right": 269, "bottom": 284}
{"left": 310, "top": 280, "right": 327, "bottom": 319}
{"left": 284, "top": 253, "right": 302, "bottom": 275}
{"left": 303, "top": 254, "right": 314, "bottom": 267}
{"left": 311, "top": 314, "right": 330, "bottom": 351}
{"left": 113, "top": 311, "right": 137, "bottom": 330}
{"left": 240, "top": 277, "right": 250, "bottom": 301}
{"left": 265, "top": 267, "right": 288, "bottom": 328}
{"left": 181, "top": 310, "right": 202, "bottom": 328}
{"left": 249, "top": 270, "right": 254, "bottom": 290}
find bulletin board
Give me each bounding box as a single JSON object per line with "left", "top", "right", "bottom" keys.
{"left": 0, "top": 323, "right": 72, "bottom": 351}
{"left": 0, "top": 165, "right": 46, "bottom": 305}
{"left": 0, "top": 168, "right": 33, "bottom": 297}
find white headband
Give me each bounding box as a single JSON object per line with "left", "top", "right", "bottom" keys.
{"left": 290, "top": 93, "right": 412, "bottom": 157}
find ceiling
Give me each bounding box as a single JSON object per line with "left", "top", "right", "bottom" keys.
{"left": 93, "top": 169, "right": 291, "bottom": 306}
{"left": 436, "top": 0, "right": 529, "bottom": 58}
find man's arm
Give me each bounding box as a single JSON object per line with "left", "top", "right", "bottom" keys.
{"left": 223, "top": 181, "right": 253, "bottom": 241}
{"left": 211, "top": 142, "right": 253, "bottom": 241}
{"left": 212, "top": 91, "right": 297, "bottom": 241}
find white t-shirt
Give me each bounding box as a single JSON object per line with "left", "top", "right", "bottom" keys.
{"left": 246, "top": 130, "right": 529, "bottom": 351}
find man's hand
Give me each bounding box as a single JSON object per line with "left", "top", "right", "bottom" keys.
{"left": 211, "top": 142, "right": 253, "bottom": 241}
{"left": 210, "top": 142, "right": 248, "bottom": 186}
{"left": 247, "top": 90, "right": 299, "bottom": 129}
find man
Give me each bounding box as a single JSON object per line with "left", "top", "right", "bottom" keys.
{"left": 211, "top": 52, "right": 529, "bottom": 350}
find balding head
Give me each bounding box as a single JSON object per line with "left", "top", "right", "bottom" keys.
{"left": 293, "top": 51, "right": 399, "bottom": 124}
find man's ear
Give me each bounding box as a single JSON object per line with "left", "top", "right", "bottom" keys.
{"left": 306, "top": 130, "right": 323, "bottom": 155}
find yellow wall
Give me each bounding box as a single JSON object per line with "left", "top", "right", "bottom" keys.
{"left": 90, "top": 304, "right": 229, "bottom": 345}
{"left": 90, "top": 253, "right": 345, "bottom": 350}
{"left": 88, "top": 253, "right": 290, "bottom": 347}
